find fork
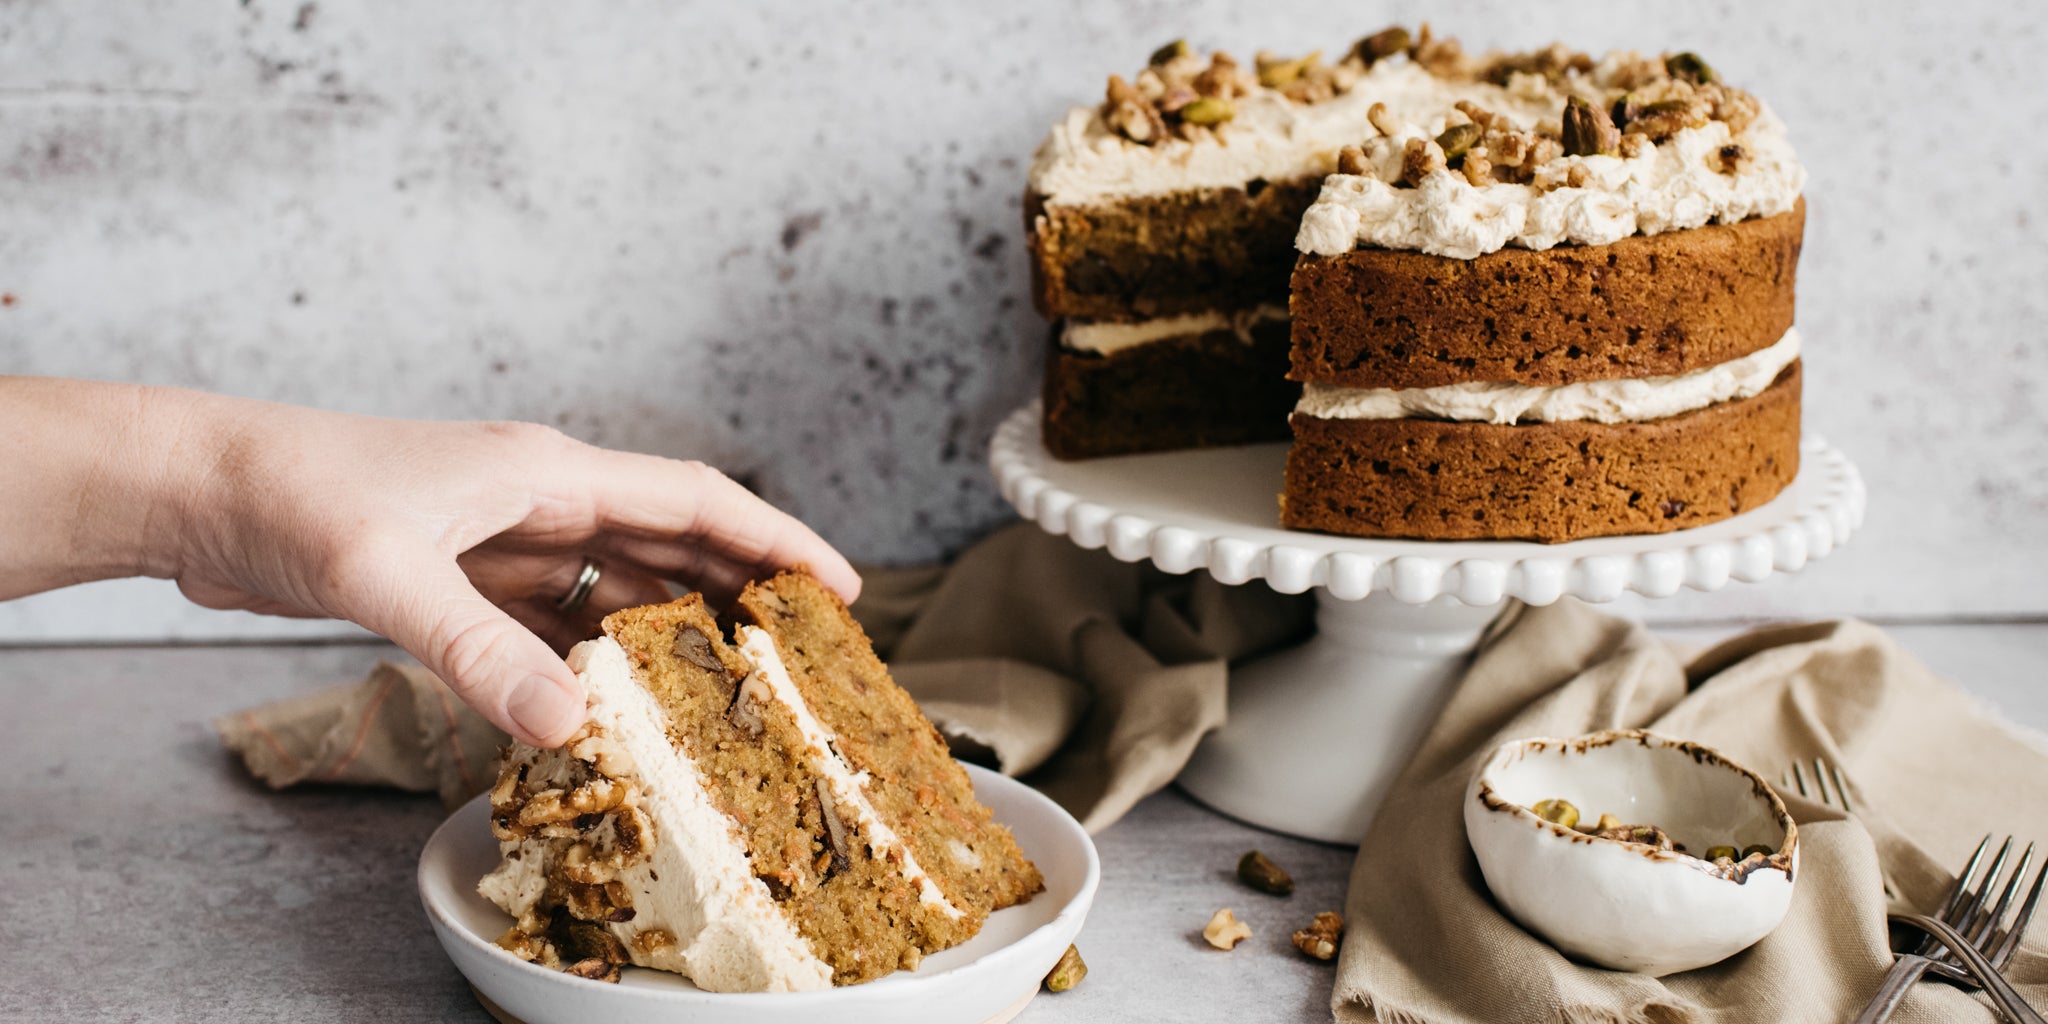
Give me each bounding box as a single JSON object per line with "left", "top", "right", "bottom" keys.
{"left": 1780, "top": 760, "right": 2045, "bottom": 1020}
{"left": 1852, "top": 834, "right": 2048, "bottom": 1024}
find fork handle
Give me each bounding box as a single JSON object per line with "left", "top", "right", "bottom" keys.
{"left": 1853, "top": 955, "right": 1935, "bottom": 1024}
{"left": 1892, "top": 914, "right": 2048, "bottom": 1024}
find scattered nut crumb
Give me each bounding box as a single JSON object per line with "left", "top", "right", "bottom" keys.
{"left": 1236, "top": 850, "right": 1295, "bottom": 895}
{"left": 1044, "top": 944, "right": 1088, "bottom": 991}
{"left": 1203, "top": 908, "right": 1253, "bottom": 950}
{"left": 1292, "top": 911, "right": 1344, "bottom": 961}
{"left": 564, "top": 958, "right": 622, "bottom": 983}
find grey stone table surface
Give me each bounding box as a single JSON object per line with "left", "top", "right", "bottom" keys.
{"left": 1, "top": 622, "right": 2043, "bottom": 1023}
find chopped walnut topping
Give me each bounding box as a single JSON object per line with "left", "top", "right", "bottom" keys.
{"left": 1618, "top": 132, "right": 1651, "bottom": 159}
{"left": 1481, "top": 41, "right": 1594, "bottom": 87}
{"left": 1292, "top": 911, "right": 1345, "bottom": 961}
{"left": 1716, "top": 143, "right": 1750, "bottom": 174}
{"left": 1461, "top": 153, "right": 1494, "bottom": 187}
{"left": 1104, "top": 74, "right": 1166, "bottom": 144}
{"left": 1203, "top": 908, "right": 1253, "bottom": 950}
{"left": 1366, "top": 102, "right": 1401, "bottom": 139}
{"left": 1408, "top": 23, "right": 1477, "bottom": 79}
{"left": 633, "top": 929, "right": 677, "bottom": 956}
{"left": 1336, "top": 144, "right": 1371, "bottom": 177}
{"left": 1397, "top": 137, "right": 1445, "bottom": 187}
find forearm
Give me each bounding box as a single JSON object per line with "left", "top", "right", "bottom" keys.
{"left": 0, "top": 377, "right": 212, "bottom": 598}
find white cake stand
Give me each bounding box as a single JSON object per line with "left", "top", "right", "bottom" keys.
{"left": 988, "top": 402, "right": 1866, "bottom": 844}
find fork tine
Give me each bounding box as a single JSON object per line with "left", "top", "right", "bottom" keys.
{"left": 1924, "top": 835, "right": 1996, "bottom": 957}
{"left": 1790, "top": 761, "right": 1809, "bottom": 799}
{"left": 1940, "top": 835, "right": 1995, "bottom": 920}
{"left": 1954, "top": 836, "right": 2016, "bottom": 939}
{"left": 1826, "top": 760, "right": 1855, "bottom": 815}
{"left": 1968, "top": 843, "right": 2033, "bottom": 947}
{"left": 1989, "top": 855, "right": 2048, "bottom": 969}
{"left": 1812, "top": 760, "right": 1832, "bottom": 806}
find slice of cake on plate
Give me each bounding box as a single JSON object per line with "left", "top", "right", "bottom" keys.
{"left": 479, "top": 570, "right": 1042, "bottom": 991}
{"left": 1281, "top": 43, "right": 1807, "bottom": 541}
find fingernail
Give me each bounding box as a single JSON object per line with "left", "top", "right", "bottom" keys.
{"left": 508, "top": 674, "right": 582, "bottom": 746}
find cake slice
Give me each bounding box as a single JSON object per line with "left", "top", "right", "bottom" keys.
{"left": 479, "top": 571, "right": 1042, "bottom": 991}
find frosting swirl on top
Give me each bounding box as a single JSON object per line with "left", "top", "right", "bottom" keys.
{"left": 1027, "top": 41, "right": 1806, "bottom": 259}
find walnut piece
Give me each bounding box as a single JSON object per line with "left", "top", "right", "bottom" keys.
{"left": 673, "top": 625, "right": 724, "bottom": 673}
{"left": 1292, "top": 911, "right": 1344, "bottom": 961}
{"left": 565, "top": 958, "right": 622, "bottom": 983}
{"left": 1203, "top": 908, "right": 1252, "bottom": 950}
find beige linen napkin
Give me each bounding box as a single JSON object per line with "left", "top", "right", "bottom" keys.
{"left": 217, "top": 524, "right": 1314, "bottom": 832}
{"left": 1335, "top": 599, "right": 2048, "bottom": 1024}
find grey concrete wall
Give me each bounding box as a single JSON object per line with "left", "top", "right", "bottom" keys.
{"left": 2, "top": 1, "right": 2042, "bottom": 639}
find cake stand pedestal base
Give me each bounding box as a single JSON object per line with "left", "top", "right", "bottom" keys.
{"left": 1178, "top": 592, "right": 1505, "bottom": 844}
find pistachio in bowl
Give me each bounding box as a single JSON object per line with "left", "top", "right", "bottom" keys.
{"left": 1462, "top": 729, "right": 1797, "bottom": 976}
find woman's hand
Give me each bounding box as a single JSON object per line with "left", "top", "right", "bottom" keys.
{"left": 0, "top": 378, "right": 858, "bottom": 748}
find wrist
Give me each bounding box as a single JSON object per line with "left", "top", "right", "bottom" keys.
{"left": 67, "top": 383, "right": 219, "bottom": 584}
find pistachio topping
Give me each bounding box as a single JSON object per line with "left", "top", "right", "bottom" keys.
{"left": 1664, "top": 51, "right": 1719, "bottom": 85}
{"left": 1177, "top": 96, "right": 1235, "bottom": 126}
{"left": 1435, "top": 122, "right": 1483, "bottom": 165}
{"left": 1355, "top": 26, "right": 1410, "bottom": 64}
{"left": 1148, "top": 38, "right": 1189, "bottom": 66}
{"left": 1560, "top": 95, "right": 1620, "bottom": 157}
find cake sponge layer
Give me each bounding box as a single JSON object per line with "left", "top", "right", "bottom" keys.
{"left": 1042, "top": 317, "right": 1297, "bottom": 460}
{"left": 1027, "top": 176, "right": 1322, "bottom": 322}
{"left": 737, "top": 571, "right": 1044, "bottom": 934}
{"left": 1288, "top": 200, "right": 1804, "bottom": 390}
{"left": 1281, "top": 362, "right": 1801, "bottom": 543}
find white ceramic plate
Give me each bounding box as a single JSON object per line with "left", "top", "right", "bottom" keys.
{"left": 419, "top": 764, "right": 1099, "bottom": 1024}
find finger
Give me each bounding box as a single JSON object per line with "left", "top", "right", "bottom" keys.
{"left": 555, "top": 453, "right": 862, "bottom": 604}
{"left": 358, "top": 559, "right": 586, "bottom": 748}
{"left": 597, "top": 535, "right": 752, "bottom": 606}
{"left": 502, "top": 565, "right": 674, "bottom": 654}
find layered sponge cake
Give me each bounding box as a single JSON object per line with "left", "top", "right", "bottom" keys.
{"left": 1027, "top": 28, "right": 1808, "bottom": 542}
{"left": 479, "top": 571, "right": 1042, "bottom": 990}
{"left": 1282, "top": 44, "right": 1806, "bottom": 541}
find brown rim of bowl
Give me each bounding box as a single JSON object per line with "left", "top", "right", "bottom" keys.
{"left": 1472, "top": 729, "right": 1798, "bottom": 883}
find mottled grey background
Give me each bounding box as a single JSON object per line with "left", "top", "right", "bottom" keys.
{"left": 2, "top": 1, "right": 2043, "bottom": 638}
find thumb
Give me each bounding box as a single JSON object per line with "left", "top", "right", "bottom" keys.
{"left": 364, "top": 561, "right": 587, "bottom": 748}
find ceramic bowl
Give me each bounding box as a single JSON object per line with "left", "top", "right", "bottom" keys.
{"left": 1463, "top": 729, "right": 1797, "bottom": 976}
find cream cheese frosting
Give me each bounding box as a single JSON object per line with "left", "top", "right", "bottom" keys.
{"left": 1062, "top": 304, "right": 1288, "bottom": 355}
{"left": 1295, "top": 328, "right": 1800, "bottom": 424}
{"left": 1029, "top": 60, "right": 1557, "bottom": 206}
{"left": 1293, "top": 110, "right": 1804, "bottom": 259}
{"left": 1027, "top": 50, "right": 1805, "bottom": 260}
{"left": 734, "top": 626, "right": 963, "bottom": 920}
{"left": 480, "top": 637, "right": 834, "bottom": 992}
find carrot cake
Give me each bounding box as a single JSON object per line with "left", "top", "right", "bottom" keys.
{"left": 1280, "top": 39, "right": 1807, "bottom": 541}
{"left": 479, "top": 570, "right": 1043, "bottom": 990}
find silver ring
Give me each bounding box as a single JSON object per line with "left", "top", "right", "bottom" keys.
{"left": 555, "top": 559, "right": 602, "bottom": 613}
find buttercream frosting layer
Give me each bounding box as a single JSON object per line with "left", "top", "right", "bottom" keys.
{"left": 1062, "top": 305, "right": 1289, "bottom": 355}
{"left": 1295, "top": 328, "right": 1800, "bottom": 425}
{"left": 479, "top": 637, "right": 834, "bottom": 992}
